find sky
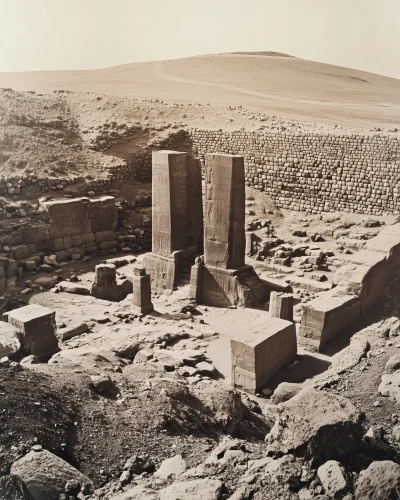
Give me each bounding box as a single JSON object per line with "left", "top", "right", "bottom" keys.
{"left": 0, "top": 0, "right": 399, "bottom": 79}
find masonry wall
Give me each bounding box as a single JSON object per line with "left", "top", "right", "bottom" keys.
{"left": 189, "top": 130, "right": 400, "bottom": 216}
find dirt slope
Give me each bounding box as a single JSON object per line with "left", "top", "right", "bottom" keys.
{"left": 1, "top": 53, "right": 400, "bottom": 127}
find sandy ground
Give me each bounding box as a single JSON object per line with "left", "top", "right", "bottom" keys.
{"left": 1, "top": 53, "right": 400, "bottom": 128}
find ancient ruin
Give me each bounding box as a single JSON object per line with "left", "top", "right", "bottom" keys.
{"left": 144, "top": 150, "right": 203, "bottom": 293}
{"left": 189, "top": 153, "right": 267, "bottom": 307}
{"left": 1, "top": 30, "right": 400, "bottom": 500}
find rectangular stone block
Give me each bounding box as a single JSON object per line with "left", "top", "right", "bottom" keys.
{"left": 85, "top": 196, "right": 118, "bottom": 233}
{"left": 231, "top": 317, "right": 297, "bottom": 393}
{"left": 22, "top": 225, "right": 49, "bottom": 244}
{"left": 51, "top": 238, "right": 64, "bottom": 252}
{"left": 11, "top": 245, "right": 28, "bottom": 260}
{"left": 204, "top": 154, "right": 245, "bottom": 269}
{"left": 299, "top": 287, "right": 361, "bottom": 351}
{"left": 4, "top": 304, "right": 58, "bottom": 359}
{"left": 95, "top": 230, "right": 117, "bottom": 243}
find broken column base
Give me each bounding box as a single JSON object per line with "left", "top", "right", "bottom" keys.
{"left": 190, "top": 262, "right": 267, "bottom": 308}
{"left": 132, "top": 265, "right": 154, "bottom": 315}
{"left": 231, "top": 317, "right": 297, "bottom": 394}
{"left": 144, "top": 246, "right": 197, "bottom": 294}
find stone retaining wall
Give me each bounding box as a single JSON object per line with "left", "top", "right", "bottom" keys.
{"left": 129, "top": 128, "right": 400, "bottom": 216}
{"left": 299, "top": 222, "right": 400, "bottom": 351}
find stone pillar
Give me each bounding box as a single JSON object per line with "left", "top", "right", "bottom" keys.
{"left": 190, "top": 154, "right": 267, "bottom": 307}
{"left": 204, "top": 154, "right": 245, "bottom": 269}
{"left": 144, "top": 150, "right": 203, "bottom": 293}
{"left": 151, "top": 150, "right": 189, "bottom": 257}
{"left": 189, "top": 257, "right": 203, "bottom": 302}
{"left": 132, "top": 265, "right": 153, "bottom": 315}
{"left": 269, "top": 292, "right": 294, "bottom": 322}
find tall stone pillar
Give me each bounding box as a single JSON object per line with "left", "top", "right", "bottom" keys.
{"left": 190, "top": 154, "right": 266, "bottom": 307}
{"left": 204, "top": 154, "right": 245, "bottom": 269}
{"left": 144, "top": 150, "right": 203, "bottom": 293}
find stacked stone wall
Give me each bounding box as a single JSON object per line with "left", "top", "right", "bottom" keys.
{"left": 189, "top": 129, "right": 400, "bottom": 216}
{"left": 129, "top": 129, "right": 400, "bottom": 216}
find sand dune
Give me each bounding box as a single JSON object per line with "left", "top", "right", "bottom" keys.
{"left": 1, "top": 53, "right": 400, "bottom": 127}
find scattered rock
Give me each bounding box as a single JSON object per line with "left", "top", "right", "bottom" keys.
{"left": 156, "top": 454, "right": 187, "bottom": 479}
{"left": 317, "top": 460, "right": 348, "bottom": 498}
{"left": 159, "top": 478, "right": 223, "bottom": 500}
{"left": 266, "top": 387, "right": 363, "bottom": 464}
{"left": 90, "top": 374, "right": 113, "bottom": 393}
{"left": 10, "top": 449, "right": 93, "bottom": 499}
{"left": 355, "top": 460, "right": 400, "bottom": 500}
{"left": 271, "top": 382, "right": 303, "bottom": 403}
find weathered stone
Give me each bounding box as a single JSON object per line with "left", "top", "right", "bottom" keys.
{"left": 269, "top": 292, "right": 294, "bottom": 322}
{"left": 159, "top": 478, "right": 222, "bottom": 500}
{"left": 144, "top": 150, "right": 201, "bottom": 292}
{"left": 231, "top": 317, "right": 297, "bottom": 393}
{"left": 355, "top": 461, "right": 400, "bottom": 500}
{"left": 156, "top": 454, "right": 187, "bottom": 479}
{"left": 266, "top": 387, "right": 363, "bottom": 465}
{"left": 317, "top": 460, "right": 348, "bottom": 498}
{"left": 272, "top": 382, "right": 303, "bottom": 404}
{"left": 4, "top": 304, "right": 59, "bottom": 360}
{"left": 0, "top": 322, "right": 20, "bottom": 358}
{"left": 132, "top": 265, "right": 153, "bottom": 314}
{"left": 10, "top": 449, "right": 93, "bottom": 499}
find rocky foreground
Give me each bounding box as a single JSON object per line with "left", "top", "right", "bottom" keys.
{"left": 2, "top": 268, "right": 400, "bottom": 500}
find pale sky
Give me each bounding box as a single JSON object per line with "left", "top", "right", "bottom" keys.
{"left": 0, "top": 0, "right": 399, "bottom": 79}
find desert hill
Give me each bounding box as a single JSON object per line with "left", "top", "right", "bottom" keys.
{"left": 1, "top": 53, "right": 400, "bottom": 127}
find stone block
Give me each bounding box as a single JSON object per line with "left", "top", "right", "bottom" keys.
{"left": 72, "top": 234, "right": 83, "bottom": 246}
{"left": 231, "top": 317, "right": 297, "bottom": 393}
{"left": 51, "top": 238, "right": 64, "bottom": 252}
{"left": 85, "top": 196, "right": 118, "bottom": 233}
{"left": 299, "top": 287, "right": 361, "bottom": 352}
{"left": 83, "top": 232, "right": 96, "bottom": 244}
{"left": 11, "top": 245, "right": 28, "bottom": 260}
{"left": 269, "top": 292, "right": 294, "bottom": 322}
{"left": 95, "top": 230, "right": 117, "bottom": 243}
{"left": 22, "top": 225, "right": 49, "bottom": 244}
{"left": 4, "top": 304, "right": 59, "bottom": 360}
{"left": 99, "top": 240, "right": 117, "bottom": 251}
{"left": 63, "top": 236, "right": 73, "bottom": 249}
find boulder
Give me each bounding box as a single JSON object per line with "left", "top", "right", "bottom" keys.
{"left": 191, "top": 382, "right": 245, "bottom": 434}
{"left": 264, "top": 454, "right": 303, "bottom": 490}
{"left": 385, "top": 354, "right": 400, "bottom": 373}
{"left": 159, "top": 478, "right": 223, "bottom": 500}
{"left": 10, "top": 449, "right": 93, "bottom": 500}
{"left": 0, "top": 322, "right": 20, "bottom": 358}
{"left": 355, "top": 461, "right": 400, "bottom": 500}
{"left": 272, "top": 382, "right": 303, "bottom": 404}
{"left": 112, "top": 486, "right": 157, "bottom": 500}
{"left": 379, "top": 372, "right": 400, "bottom": 404}
{"left": 156, "top": 454, "right": 187, "bottom": 479}
{"left": 317, "top": 460, "right": 348, "bottom": 498}
{"left": 266, "top": 387, "right": 363, "bottom": 465}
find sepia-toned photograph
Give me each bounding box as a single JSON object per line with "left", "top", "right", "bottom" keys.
{"left": 0, "top": 1, "right": 399, "bottom": 498}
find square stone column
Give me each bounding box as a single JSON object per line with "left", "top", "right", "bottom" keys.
{"left": 151, "top": 150, "right": 189, "bottom": 257}
{"left": 190, "top": 154, "right": 267, "bottom": 307}
{"left": 204, "top": 154, "right": 245, "bottom": 269}
{"left": 145, "top": 151, "right": 203, "bottom": 293}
